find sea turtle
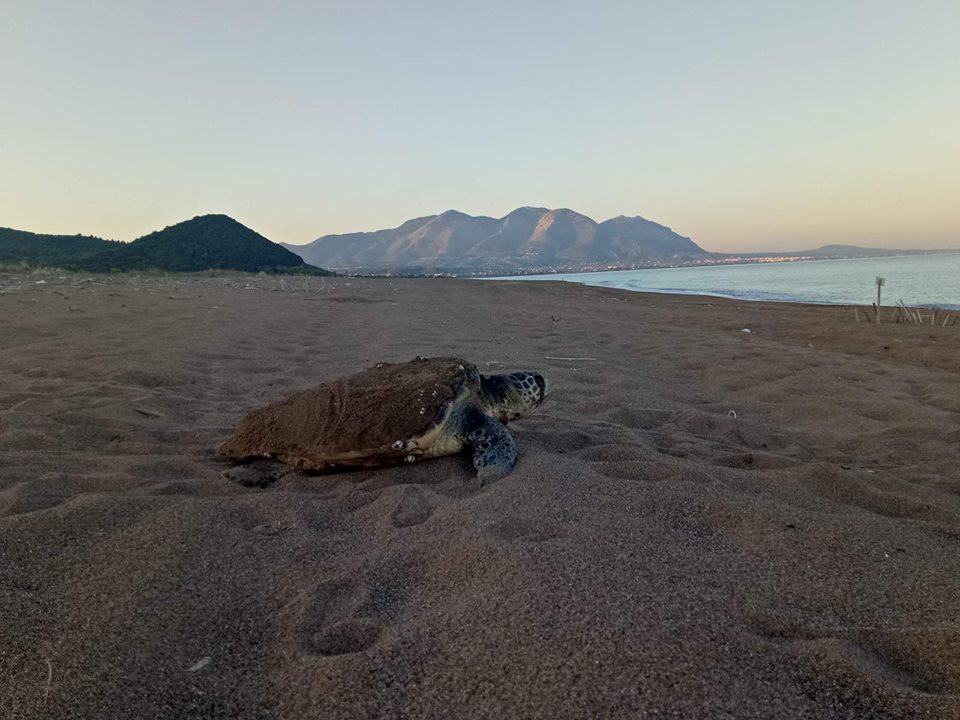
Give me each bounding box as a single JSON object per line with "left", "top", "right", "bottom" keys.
{"left": 219, "top": 356, "right": 550, "bottom": 487}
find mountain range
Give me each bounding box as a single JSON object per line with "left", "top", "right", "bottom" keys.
{"left": 282, "top": 208, "right": 709, "bottom": 274}
{"left": 0, "top": 215, "right": 331, "bottom": 274}
{"left": 5, "top": 210, "right": 943, "bottom": 277}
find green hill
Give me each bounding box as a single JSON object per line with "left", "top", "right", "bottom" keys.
{"left": 0, "top": 215, "right": 333, "bottom": 274}
{"left": 0, "top": 227, "right": 121, "bottom": 265}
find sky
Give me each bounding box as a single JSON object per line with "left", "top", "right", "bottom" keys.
{"left": 1, "top": 1, "right": 957, "bottom": 253}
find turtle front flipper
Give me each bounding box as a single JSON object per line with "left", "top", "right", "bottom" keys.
{"left": 456, "top": 405, "right": 517, "bottom": 484}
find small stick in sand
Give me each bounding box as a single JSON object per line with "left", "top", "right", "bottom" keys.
{"left": 133, "top": 406, "right": 163, "bottom": 418}
{"left": 545, "top": 356, "right": 597, "bottom": 361}
{"left": 897, "top": 299, "right": 912, "bottom": 324}
{"left": 5, "top": 398, "right": 32, "bottom": 413}
{"left": 187, "top": 656, "right": 212, "bottom": 672}
{"left": 43, "top": 658, "right": 52, "bottom": 704}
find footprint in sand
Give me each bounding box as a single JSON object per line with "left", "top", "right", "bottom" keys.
{"left": 714, "top": 450, "right": 799, "bottom": 470}
{"left": 575, "top": 443, "right": 653, "bottom": 463}
{"left": 486, "top": 516, "right": 562, "bottom": 543}
{"left": 801, "top": 464, "right": 945, "bottom": 522}
{"left": 753, "top": 619, "right": 960, "bottom": 696}
{"left": 604, "top": 406, "right": 673, "bottom": 431}
{"left": 390, "top": 485, "right": 433, "bottom": 528}
{"left": 302, "top": 581, "right": 378, "bottom": 657}
{"left": 301, "top": 565, "right": 412, "bottom": 657}
{"left": 523, "top": 428, "right": 594, "bottom": 454}
{"left": 220, "top": 461, "right": 292, "bottom": 488}
{"left": 0, "top": 473, "right": 130, "bottom": 516}
{"left": 591, "top": 460, "right": 694, "bottom": 483}
{"left": 306, "top": 620, "right": 381, "bottom": 656}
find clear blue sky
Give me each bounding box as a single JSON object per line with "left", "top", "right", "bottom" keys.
{"left": 2, "top": 1, "right": 957, "bottom": 251}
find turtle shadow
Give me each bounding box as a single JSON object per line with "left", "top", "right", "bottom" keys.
{"left": 215, "top": 446, "right": 495, "bottom": 505}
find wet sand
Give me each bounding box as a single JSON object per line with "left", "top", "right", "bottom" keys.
{"left": 1, "top": 271, "right": 958, "bottom": 719}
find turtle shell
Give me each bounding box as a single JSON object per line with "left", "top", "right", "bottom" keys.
{"left": 219, "top": 357, "right": 480, "bottom": 471}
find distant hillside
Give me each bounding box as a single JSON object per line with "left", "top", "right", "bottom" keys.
{"left": 0, "top": 228, "right": 121, "bottom": 265}
{"left": 732, "top": 244, "right": 950, "bottom": 261}
{"left": 284, "top": 207, "right": 708, "bottom": 273}
{"left": 801, "top": 245, "right": 937, "bottom": 258}
{"left": 1, "top": 215, "right": 333, "bottom": 274}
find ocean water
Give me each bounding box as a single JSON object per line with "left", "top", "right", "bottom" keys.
{"left": 496, "top": 253, "right": 960, "bottom": 308}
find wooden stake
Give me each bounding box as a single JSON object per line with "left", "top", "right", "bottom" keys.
{"left": 876, "top": 276, "right": 885, "bottom": 323}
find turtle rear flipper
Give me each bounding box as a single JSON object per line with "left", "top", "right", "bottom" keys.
{"left": 457, "top": 406, "right": 517, "bottom": 484}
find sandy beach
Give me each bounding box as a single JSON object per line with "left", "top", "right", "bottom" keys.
{"left": 1, "top": 270, "right": 958, "bottom": 719}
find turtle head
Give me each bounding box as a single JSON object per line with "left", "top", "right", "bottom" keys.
{"left": 479, "top": 370, "right": 550, "bottom": 422}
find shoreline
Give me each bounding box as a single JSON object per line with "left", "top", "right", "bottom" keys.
{"left": 490, "top": 252, "right": 960, "bottom": 310}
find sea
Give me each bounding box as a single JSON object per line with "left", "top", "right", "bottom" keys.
{"left": 495, "top": 253, "right": 960, "bottom": 309}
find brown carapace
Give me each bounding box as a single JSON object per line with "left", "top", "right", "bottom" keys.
{"left": 219, "top": 356, "right": 550, "bottom": 486}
